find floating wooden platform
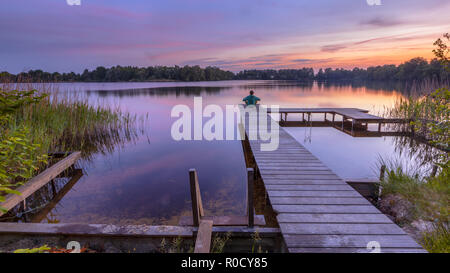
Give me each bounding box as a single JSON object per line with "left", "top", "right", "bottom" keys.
{"left": 242, "top": 110, "right": 425, "bottom": 253}
{"left": 268, "top": 107, "right": 409, "bottom": 134}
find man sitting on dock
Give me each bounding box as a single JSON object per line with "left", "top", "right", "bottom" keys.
{"left": 242, "top": 90, "right": 260, "bottom": 105}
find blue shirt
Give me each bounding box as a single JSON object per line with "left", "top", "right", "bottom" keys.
{"left": 243, "top": 95, "right": 260, "bottom": 105}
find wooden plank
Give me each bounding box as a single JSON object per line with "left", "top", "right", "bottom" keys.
{"left": 252, "top": 150, "right": 313, "bottom": 154}
{"left": 260, "top": 170, "right": 334, "bottom": 175}
{"left": 264, "top": 180, "right": 344, "bottom": 185}
{"left": 0, "top": 152, "right": 82, "bottom": 217}
{"left": 277, "top": 213, "right": 392, "bottom": 224}
{"left": 273, "top": 205, "right": 381, "bottom": 214}
{"left": 267, "top": 190, "right": 361, "bottom": 197}
{"left": 266, "top": 184, "right": 354, "bottom": 191}
{"left": 247, "top": 168, "right": 254, "bottom": 228}
{"left": 283, "top": 234, "right": 422, "bottom": 248}
{"left": 289, "top": 247, "right": 427, "bottom": 253}
{"left": 0, "top": 222, "right": 194, "bottom": 237}
{"left": 271, "top": 197, "right": 371, "bottom": 205}
{"left": 194, "top": 220, "right": 213, "bottom": 253}
{"left": 256, "top": 160, "right": 323, "bottom": 164}
{"left": 257, "top": 163, "right": 325, "bottom": 167}
{"left": 279, "top": 223, "right": 406, "bottom": 235}
{"left": 258, "top": 164, "right": 330, "bottom": 169}
{"left": 253, "top": 155, "right": 318, "bottom": 159}
{"left": 189, "top": 169, "right": 204, "bottom": 226}
{"left": 178, "top": 215, "right": 266, "bottom": 226}
{"left": 263, "top": 175, "right": 343, "bottom": 181}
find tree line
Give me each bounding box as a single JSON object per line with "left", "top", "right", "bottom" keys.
{"left": 1, "top": 57, "right": 448, "bottom": 82}
{"left": 0, "top": 65, "right": 235, "bottom": 82}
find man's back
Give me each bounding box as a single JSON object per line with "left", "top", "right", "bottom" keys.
{"left": 243, "top": 94, "right": 260, "bottom": 105}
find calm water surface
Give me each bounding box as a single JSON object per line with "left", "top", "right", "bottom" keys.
{"left": 32, "top": 80, "right": 431, "bottom": 225}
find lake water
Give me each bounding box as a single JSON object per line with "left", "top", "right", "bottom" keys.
{"left": 24, "top": 80, "right": 435, "bottom": 225}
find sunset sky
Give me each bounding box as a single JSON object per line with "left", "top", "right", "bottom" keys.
{"left": 1, "top": 0, "right": 449, "bottom": 73}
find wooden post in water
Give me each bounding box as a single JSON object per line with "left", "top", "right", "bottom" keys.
{"left": 379, "top": 165, "right": 386, "bottom": 181}
{"left": 247, "top": 168, "right": 254, "bottom": 228}
{"left": 189, "top": 169, "right": 204, "bottom": 227}
{"left": 430, "top": 165, "right": 438, "bottom": 178}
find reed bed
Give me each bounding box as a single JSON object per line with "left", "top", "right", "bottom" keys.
{"left": 2, "top": 82, "right": 139, "bottom": 158}
{"left": 386, "top": 79, "right": 449, "bottom": 152}
{"left": 379, "top": 79, "right": 449, "bottom": 253}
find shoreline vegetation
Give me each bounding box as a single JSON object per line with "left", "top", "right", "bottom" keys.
{"left": 0, "top": 82, "right": 139, "bottom": 213}
{"left": 378, "top": 33, "right": 449, "bottom": 253}
{"left": 0, "top": 57, "right": 449, "bottom": 83}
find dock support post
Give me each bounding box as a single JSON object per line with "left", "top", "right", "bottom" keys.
{"left": 302, "top": 113, "right": 305, "bottom": 122}
{"left": 430, "top": 165, "right": 438, "bottom": 178}
{"left": 324, "top": 113, "right": 327, "bottom": 121}
{"left": 247, "top": 168, "right": 254, "bottom": 228}
{"left": 332, "top": 113, "right": 335, "bottom": 124}
{"left": 379, "top": 165, "right": 386, "bottom": 181}
{"left": 189, "top": 169, "right": 204, "bottom": 227}
{"left": 378, "top": 122, "right": 382, "bottom": 132}
{"left": 50, "top": 179, "right": 57, "bottom": 197}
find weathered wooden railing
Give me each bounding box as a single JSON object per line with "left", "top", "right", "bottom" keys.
{"left": 0, "top": 152, "right": 82, "bottom": 217}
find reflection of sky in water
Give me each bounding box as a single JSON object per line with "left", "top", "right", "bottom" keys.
{"left": 42, "top": 81, "right": 427, "bottom": 225}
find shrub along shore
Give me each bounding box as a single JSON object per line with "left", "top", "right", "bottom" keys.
{"left": 380, "top": 86, "right": 449, "bottom": 253}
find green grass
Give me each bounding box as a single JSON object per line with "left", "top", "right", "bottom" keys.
{"left": 380, "top": 162, "right": 449, "bottom": 223}
{"left": 421, "top": 222, "right": 450, "bottom": 253}
{"left": 379, "top": 156, "right": 449, "bottom": 253}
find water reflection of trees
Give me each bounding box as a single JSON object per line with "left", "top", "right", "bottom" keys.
{"left": 391, "top": 135, "right": 447, "bottom": 169}
{"left": 84, "top": 79, "right": 449, "bottom": 98}
{"left": 88, "top": 86, "right": 232, "bottom": 98}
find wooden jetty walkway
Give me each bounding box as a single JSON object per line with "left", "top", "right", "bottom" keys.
{"left": 268, "top": 107, "right": 408, "bottom": 133}
{"left": 242, "top": 108, "right": 425, "bottom": 253}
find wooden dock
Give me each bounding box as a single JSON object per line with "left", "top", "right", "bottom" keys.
{"left": 269, "top": 107, "right": 409, "bottom": 133}
{"left": 242, "top": 108, "right": 425, "bottom": 253}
